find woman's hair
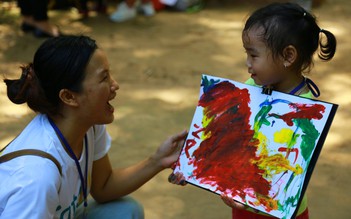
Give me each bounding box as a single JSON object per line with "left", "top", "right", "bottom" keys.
{"left": 4, "top": 35, "right": 98, "bottom": 116}
{"left": 243, "top": 2, "right": 337, "bottom": 72}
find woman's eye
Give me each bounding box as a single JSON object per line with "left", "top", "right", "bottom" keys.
{"left": 101, "top": 75, "right": 108, "bottom": 82}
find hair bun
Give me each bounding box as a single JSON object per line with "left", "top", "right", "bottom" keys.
{"left": 4, "top": 78, "right": 27, "bottom": 104}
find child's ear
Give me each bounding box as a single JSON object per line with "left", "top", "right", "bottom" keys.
{"left": 282, "top": 45, "right": 297, "bottom": 67}
{"left": 59, "top": 89, "right": 79, "bottom": 107}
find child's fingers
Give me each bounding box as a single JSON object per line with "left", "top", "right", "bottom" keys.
{"left": 175, "top": 172, "right": 187, "bottom": 186}
{"left": 168, "top": 173, "right": 176, "bottom": 183}
{"left": 168, "top": 172, "right": 187, "bottom": 186}
{"left": 220, "top": 194, "right": 246, "bottom": 210}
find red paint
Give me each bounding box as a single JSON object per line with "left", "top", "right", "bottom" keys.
{"left": 184, "top": 123, "right": 204, "bottom": 158}
{"left": 191, "top": 81, "right": 271, "bottom": 200}
{"left": 185, "top": 139, "right": 196, "bottom": 158}
{"left": 192, "top": 124, "right": 205, "bottom": 139}
{"left": 271, "top": 103, "right": 325, "bottom": 126}
{"left": 278, "top": 147, "right": 299, "bottom": 163}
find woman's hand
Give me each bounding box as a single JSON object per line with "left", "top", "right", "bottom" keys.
{"left": 151, "top": 130, "right": 188, "bottom": 170}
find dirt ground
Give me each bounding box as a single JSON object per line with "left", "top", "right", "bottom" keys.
{"left": 0, "top": 0, "right": 350, "bottom": 218}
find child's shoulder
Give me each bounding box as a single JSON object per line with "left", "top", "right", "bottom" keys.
{"left": 244, "top": 78, "right": 258, "bottom": 86}
{"left": 244, "top": 78, "right": 315, "bottom": 99}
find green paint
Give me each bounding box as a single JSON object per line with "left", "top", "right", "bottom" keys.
{"left": 282, "top": 187, "right": 301, "bottom": 218}
{"left": 201, "top": 75, "right": 220, "bottom": 93}
{"left": 254, "top": 105, "right": 272, "bottom": 135}
{"left": 293, "top": 118, "right": 320, "bottom": 161}
{"left": 287, "top": 132, "right": 299, "bottom": 149}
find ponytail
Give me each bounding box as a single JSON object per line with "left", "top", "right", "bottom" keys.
{"left": 318, "top": 29, "right": 337, "bottom": 61}
{"left": 4, "top": 64, "right": 34, "bottom": 104}
{"left": 4, "top": 63, "right": 55, "bottom": 115}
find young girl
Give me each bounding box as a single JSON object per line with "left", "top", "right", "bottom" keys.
{"left": 169, "top": 2, "right": 336, "bottom": 219}
{"left": 221, "top": 2, "right": 336, "bottom": 219}
{"left": 0, "top": 35, "right": 187, "bottom": 218}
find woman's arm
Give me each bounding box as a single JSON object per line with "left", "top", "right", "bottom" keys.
{"left": 90, "top": 130, "right": 187, "bottom": 203}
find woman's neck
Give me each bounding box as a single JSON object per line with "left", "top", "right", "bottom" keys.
{"left": 49, "top": 115, "right": 90, "bottom": 159}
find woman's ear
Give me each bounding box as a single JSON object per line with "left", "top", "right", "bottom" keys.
{"left": 282, "top": 45, "right": 297, "bottom": 67}
{"left": 58, "top": 89, "right": 79, "bottom": 107}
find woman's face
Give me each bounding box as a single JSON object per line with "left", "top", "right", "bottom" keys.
{"left": 76, "top": 49, "right": 119, "bottom": 125}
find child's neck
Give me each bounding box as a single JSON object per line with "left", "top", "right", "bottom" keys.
{"left": 274, "top": 75, "right": 305, "bottom": 94}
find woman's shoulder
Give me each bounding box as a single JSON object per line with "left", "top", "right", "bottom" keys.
{"left": 1, "top": 155, "right": 61, "bottom": 191}
{"left": 5, "top": 114, "right": 58, "bottom": 151}
{"left": 1, "top": 114, "right": 64, "bottom": 174}
{"left": 0, "top": 157, "right": 60, "bottom": 218}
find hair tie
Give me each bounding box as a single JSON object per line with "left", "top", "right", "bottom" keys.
{"left": 21, "top": 64, "right": 34, "bottom": 81}
{"left": 320, "top": 28, "right": 324, "bottom": 33}
{"left": 22, "top": 67, "right": 30, "bottom": 80}
{"left": 303, "top": 12, "right": 306, "bottom": 17}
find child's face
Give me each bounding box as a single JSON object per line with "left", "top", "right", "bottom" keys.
{"left": 242, "top": 27, "right": 285, "bottom": 87}
{"left": 75, "top": 49, "right": 119, "bottom": 125}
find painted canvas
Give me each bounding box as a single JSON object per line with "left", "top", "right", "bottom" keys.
{"left": 173, "top": 74, "right": 338, "bottom": 219}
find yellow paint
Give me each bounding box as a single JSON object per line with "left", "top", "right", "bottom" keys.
{"left": 257, "top": 194, "right": 279, "bottom": 211}
{"left": 274, "top": 128, "right": 294, "bottom": 144}
{"left": 252, "top": 131, "right": 303, "bottom": 177}
{"left": 201, "top": 113, "right": 214, "bottom": 140}
{"left": 254, "top": 153, "right": 303, "bottom": 176}
{"left": 202, "top": 113, "right": 213, "bottom": 128}
{"left": 255, "top": 132, "right": 269, "bottom": 156}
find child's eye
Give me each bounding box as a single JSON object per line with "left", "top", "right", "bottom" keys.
{"left": 245, "top": 50, "right": 257, "bottom": 58}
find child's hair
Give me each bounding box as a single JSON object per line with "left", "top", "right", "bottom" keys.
{"left": 4, "top": 35, "right": 98, "bottom": 116}
{"left": 243, "top": 2, "right": 336, "bottom": 73}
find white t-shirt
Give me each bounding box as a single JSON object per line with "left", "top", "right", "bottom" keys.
{"left": 0, "top": 114, "right": 111, "bottom": 218}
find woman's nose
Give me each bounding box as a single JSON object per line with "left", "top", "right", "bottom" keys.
{"left": 111, "top": 78, "right": 119, "bottom": 91}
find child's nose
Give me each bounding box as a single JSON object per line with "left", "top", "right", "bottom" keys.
{"left": 246, "top": 59, "right": 252, "bottom": 68}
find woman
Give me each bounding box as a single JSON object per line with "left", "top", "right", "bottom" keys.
{"left": 0, "top": 35, "right": 187, "bottom": 218}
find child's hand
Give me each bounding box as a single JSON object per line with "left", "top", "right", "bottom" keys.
{"left": 168, "top": 172, "right": 187, "bottom": 186}
{"left": 221, "top": 194, "right": 259, "bottom": 213}
{"left": 221, "top": 194, "right": 247, "bottom": 209}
